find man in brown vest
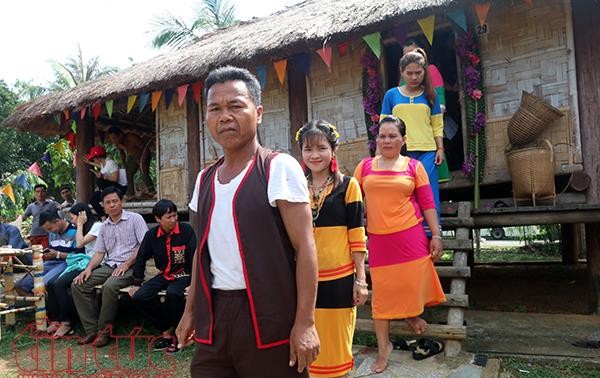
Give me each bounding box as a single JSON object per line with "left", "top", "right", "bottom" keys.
{"left": 177, "top": 66, "right": 320, "bottom": 377}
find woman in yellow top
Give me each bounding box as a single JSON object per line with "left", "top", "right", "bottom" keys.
{"left": 354, "top": 116, "right": 445, "bottom": 373}
{"left": 297, "top": 120, "right": 368, "bottom": 378}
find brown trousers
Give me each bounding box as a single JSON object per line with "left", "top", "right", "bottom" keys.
{"left": 191, "top": 290, "right": 308, "bottom": 378}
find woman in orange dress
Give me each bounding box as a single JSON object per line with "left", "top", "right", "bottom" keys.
{"left": 353, "top": 115, "right": 445, "bottom": 373}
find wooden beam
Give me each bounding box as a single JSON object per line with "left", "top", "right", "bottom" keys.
{"left": 441, "top": 239, "right": 473, "bottom": 251}
{"left": 472, "top": 205, "right": 600, "bottom": 227}
{"left": 366, "top": 266, "right": 470, "bottom": 279}
{"left": 365, "top": 291, "right": 468, "bottom": 308}
{"left": 586, "top": 223, "right": 600, "bottom": 314}
{"left": 76, "top": 118, "right": 95, "bottom": 203}
{"left": 287, "top": 58, "right": 308, "bottom": 159}
{"left": 355, "top": 318, "right": 466, "bottom": 340}
{"left": 561, "top": 223, "right": 582, "bottom": 265}
{"left": 186, "top": 93, "right": 201, "bottom": 234}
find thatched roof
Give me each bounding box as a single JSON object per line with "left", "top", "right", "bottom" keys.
{"left": 4, "top": 0, "right": 456, "bottom": 134}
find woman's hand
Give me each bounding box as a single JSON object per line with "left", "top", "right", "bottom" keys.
{"left": 429, "top": 237, "right": 443, "bottom": 261}
{"left": 77, "top": 211, "right": 87, "bottom": 228}
{"left": 353, "top": 283, "right": 369, "bottom": 306}
{"left": 435, "top": 149, "right": 445, "bottom": 165}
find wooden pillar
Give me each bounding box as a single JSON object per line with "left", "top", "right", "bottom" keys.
{"left": 186, "top": 93, "right": 201, "bottom": 233}
{"left": 287, "top": 58, "right": 309, "bottom": 159}
{"left": 76, "top": 118, "right": 95, "bottom": 203}
{"left": 561, "top": 224, "right": 582, "bottom": 265}
{"left": 573, "top": 0, "right": 600, "bottom": 314}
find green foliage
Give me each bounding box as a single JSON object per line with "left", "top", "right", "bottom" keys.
{"left": 150, "top": 0, "right": 237, "bottom": 49}
{"left": 12, "top": 79, "right": 48, "bottom": 102}
{"left": 44, "top": 140, "right": 75, "bottom": 192}
{"left": 0, "top": 171, "right": 46, "bottom": 222}
{"left": 502, "top": 357, "right": 600, "bottom": 378}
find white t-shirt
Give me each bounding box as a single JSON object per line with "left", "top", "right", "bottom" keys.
{"left": 189, "top": 153, "right": 309, "bottom": 290}
{"left": 84, "top": 222, "right": 103, "bottom": 257}
{"left": 100, "top": 159, "right": 127, "bottom": 186}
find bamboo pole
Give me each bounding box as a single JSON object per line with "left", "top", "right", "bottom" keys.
{"left": 0, "top": 306, "right": 36, "bottom": 316}
{"left": 31, "top": 245, "right": 46, "bottom": 332}
{"left": 3, "top": 257, "right": 15, "bottom": 326}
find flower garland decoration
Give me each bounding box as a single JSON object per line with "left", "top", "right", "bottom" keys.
{"left": 361, "top": 49, "right": 382, "bottom": 156}
{"left": 457, "top": 31, "right": 486, "bottom": 181}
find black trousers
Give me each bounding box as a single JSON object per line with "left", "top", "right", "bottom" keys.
{"left": 132, "top": 274, "right": 190, "bottom": 332}
{"left": 91, "top": 178, "right": 127, "bottom": 217}
{"left": 46, "top": 269, "right": 81, "bottom": 322}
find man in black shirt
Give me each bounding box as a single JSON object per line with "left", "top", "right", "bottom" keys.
{"left": 129, "top": 200, "right": 196, "bottom": 352}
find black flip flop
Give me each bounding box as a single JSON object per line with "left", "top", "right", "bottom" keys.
{"left": 393, "top": 338, "right": 418, "bottom": 351}
{"left": 413, "top": 338, "right": 444, "bottom": 360}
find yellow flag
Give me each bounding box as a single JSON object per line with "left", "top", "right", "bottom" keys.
{"left": 273, "top": 60, "right": 287, "bottom": 85}
{"left": 127, "top": 95, "right": 138, "bottom": 114}
{"left": 417, "top": 15, "right": 436, "bottom": 46}
{"left": 54, "top": 140, "right": 65, "bottom": 156}
{"left": 1, "top": 184, "right": 16, "bottom": 203}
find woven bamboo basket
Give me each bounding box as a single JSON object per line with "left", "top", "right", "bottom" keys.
{"left": 505, "top": 139, "right": 556, "bottom": 206}
{"left": 507, "top": 91, "right": 563, "bottom": 146}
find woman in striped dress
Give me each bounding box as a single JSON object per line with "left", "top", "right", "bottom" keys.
{"left": 354, "top": 116, "right": 445, "bottom": 373}
{"left": 296, "top": 120, "right": 368, "bottom": 378}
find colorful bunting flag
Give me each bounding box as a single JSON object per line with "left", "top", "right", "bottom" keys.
{"left": 71, "top": 110, "right": 79, "bottom": 123}
{"left": 138, "top": 93, "right": 150, "bottom": 112}
{"left": 192, "top": 82, "right": 202, "bottom": 105}
{"left": 316, "top": 47, "right": 332, "bottom": 71}
{"left": 273, "top": 59, "right": 288, "bottom": 84}
{"left": 27, "top": 162, "right": 43, "bottom": 177}
{"left": 295, "top": 54, "right": 310, "bottom": 76}
{"left": 362, "top": 33, "right": 382, "bottom": 59}
{"left": 93, "top": 103, "right": 101, "bottom": 121}
{"left": 14, "top": 174, "right": 29, "bottom": 190}
{"left": 53, "top": 113, "right": 61, "bottom": 125}
{"left": 127, "top": 95, "right": 137, "bottom": 114}
{"left": 63, "top": 109, "right": 70, "bottom": 120}
{"left": 0, "top": 184, "right": 16, "bottom": 204}
{"left": 164, "top": 89, "right": 175, "bottom": 110}
{"left": 54, "top": 141, "right": 65, "bottom": 156}
{"left": 41, "top": 152, "right": 52, "bottom": 164}
{"left": 151, "top": 91, "right": 162, "bottom": 111}
{"left": 71, "top": 120, "right": 77, "bottom": 134}
{"left": 392, "top": 25, "right": 407, "bottom": 45}
{"left": 177, "top": 84, "right": 189, "bottom": 107}
{"left": 256, "top": 66, "right": 268, "bottom": 89}
{"left": 447, "top": 10, "right": 467, "bottom": 32}
{"left": 475, "top": 2, "right": 491, "bottom": 27}
{"left": 417, "top": 15, "right": 436, "bottom": 45}
{"left": 80, "top": 106, "right": 87, "bottom": 120}
{"left": 106, "top": 100, "right": 114, "bottom": 118}
{"left": 337, "top": 42, "right": 349, "bottom": 57}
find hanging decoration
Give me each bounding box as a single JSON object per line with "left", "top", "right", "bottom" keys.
{"left": 474, "top": 2, "right": 491, "bottom": 27}
{"left": 93, "top": 103, "right": 101, "bottom": 121}
{"left": 273, "top": 60, "right": 287, "bottom": 85}
{"left": 177, "top": 84, "right": 189, "bottom": 107}
{"left": 27, "top": 162, "right": 43, "bottom": 177}
{"left": 80, "top": 106, "right": 87, "bottom": 120}
{"left": 316, "top": 47, "right": 332, "bottom": 71}
{"left": 127, "top": 95, "right": 137, "bottom": 113}
{"left": 362, "top": 33, "right": 382, "bottom": 59}
{"left": 295, "top": 54, "right": 311, "bottom": 76}
{"left": 360, "top": 49, "right": 383, "bottom": 156}
{"left": 53, "top": 140, "right": 65, "bottom": 156}
{"left": 71, "top": 110, "right": 79, "bottom": 123}
{"left": 447, "top": 10, "right": 468, "bottom": 32}
{"left": 151, "top": 91, "right": 162, "bottom": 111}
{"left": 71, "top": 120, "right": 77, "bottom": 133}
{"left": 14, "top": 174, "right": 29, "bottom": 190}
{"left": 164, "top": 89, "right": 175, "bottom": 109}
{"left": 138, "top": 93, "right": 150, "bottom": 112}
{"left": 417, "top": 15, "right": 436, "bottom": 45}
{"left": 192, "top": 82, "right": 202, "bottom": 105}
{"left": 106, "top": 100, "right": 114, "bottom": 118}
{"left": 41, "top": 153, "right": 52, "bottom": 164}
{"left": 0, "top": 184, "right": 16, "bottom": 204}
{"left": 457, "top": 31, "right": 486, "bottom": 207}
{"left": 256, "top": 66, "right": 268, "bottom": 89}
{"left": 337, "top": 42, "right": 349, "bottom": 57}
{"left": 63, "top": 110, "right": 70, "bottom": 120}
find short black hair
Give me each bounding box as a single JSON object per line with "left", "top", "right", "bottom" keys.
{"left": 107, "top": 126, "right": 124, "bottom": 135}
{"left": 101, "top": 186, "right": 124, "bottom": 201}
{"left": 204, "top": 66, "right": 262, "bottom": 106}
{"left": 39, "top": 210, "right": 60, "bottom": 225}
{"left": 59, "top": 185, "right": 71, "bottom": 192}
{"left": 34, "top": 184, "right": 47, "bottom": 191}
{"left": 152, "top": 199, "right": 178, "bottom": 219}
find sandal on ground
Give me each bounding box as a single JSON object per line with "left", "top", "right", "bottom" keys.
{"left": 53, "top": 324, "right": 74, "bottom": 338}
{"left": 572, "top": 340, "right": 600, "bottom": 349}
{"left": 153, "top": 336, "right": 176, "bottom": 351}
{"left": 393, "top": 338, "right": 418, "bottom": 351}
{"left": 413, "top": 338, "right": 444, "bottom": 360}
{"left": 46, "top": 322, "right": 60, "bottom": 334}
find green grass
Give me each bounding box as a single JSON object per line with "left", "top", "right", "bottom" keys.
{"left": 440, "top": 246, "right": 562, "bottom": 264}
{"left": 501, "top": 357, "right": 600, "bottom": 378}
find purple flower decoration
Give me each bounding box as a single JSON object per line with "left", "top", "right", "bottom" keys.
{"left": 461, "top": 153, "right": 476, "bottom": 176}
{"left": 472, "top": 112, "right": 486, "bottom": 135}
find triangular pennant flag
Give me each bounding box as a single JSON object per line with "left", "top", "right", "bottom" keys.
{"left": 63, "top": 109, "right": 70, "bottom": 120}
{"left": 447, "top": 10, "right": 467, "bottom": 32}
{"left": 98, "top": 130, "right": 106, "bottom": 144}
{"left": 14, "top": 174, "right": 29, "bottom": 190}
{"left": 164, "top": 89, "right": 175, "bottom": 110}
{"left": 362, "top": 33, "right": 382, "bottom": 59}
{"left": 523, "top": 0, "right": 533, "bottom": 7}
{"left": 80, "top": 106, "right": 87, "bottom": 120}
{"left": 177, "top": 84, "right": 189, "bottom": 107}
{"left": 256, "top": 66, "right": 267, "bottom": 89}
{"left": 475, "top": 2, "right": 491, "bottom": 27}
{"left": 417, "top": 15, "right": 436, "bottom": 45}
{"left": 71, "top": 110, "right": 79, "bottom": 122}
{"left": 41, "top": 152, "right": 52, "bottom": 164}
{"left": 138, "top": 93, "right": 150, "bottom": 112}
{"left": 295, "top": 54, "right": 310, "bottom": 76}
{"left": 337, "top": 42, "right": 349, "bottom": 57}
{"left": 54, "top": 141, "right": 65, "bottom": 156}
{"left": 106, "top": 99, "right": 114, "bottom": 118}
{"left": 151, "top": 91, "right": 162, "bottom": 111}
{"left": 93, "top": 103, "right": 101, "bottom": 121}
{"left": 71, "top": 120, "right": 77, "bottom": 133}
{"left": 65, "top": 131, "right": 76, "bottom": 150}
{"left": 127, "top": 95, "right": 137, "bottom": 114}
{"left": 273, "top": 60, "right": 287, "bottom": 85}
{"left": 392, "top": 25, "right": 408, "bottom": 45}
{"left": 27, "top": 162, "right": 43, "bottom": 177}
{"left": 316, "top": 47, "right": 332, "bottom": 71}
{"left": 53, "top": 113, "right": 61, "bottom": 125}
{"left": 0, "top": 184, "right": 16, "bottom": 204}
{"left": 192, "top": 82, "right": 202, "bottom": 104}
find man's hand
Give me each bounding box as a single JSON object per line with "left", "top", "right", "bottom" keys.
{"left": 42, "top": 249, "right": 58, "bottom": 261}
{"left": 73, "top": 268, "right": 92, "bottom": 284}
{"left": 112, "top": 263, "right": 129, "bottom": 277}
{"left": 289, "top": 322, "right": 320, "bottom": 373}
{"left": 175, "top": 309, "right": 195, "bottom": 349}
{"left": 128, "top": 286, "right": 140, "bottom": 298}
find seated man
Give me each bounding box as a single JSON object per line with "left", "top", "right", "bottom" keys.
{"left": 0, "top": 219, "right": 30, "bottom": 265}
{"left": 71, "top": 186, "right": 148, "bottom": 347}
{"left": 56, "top": 185, "right": 75, "bottom": 221}
{"left": 129, "top": 199, "right": 196, "bottom": 352}
{"left": 16, "top": 210, "right": 83, "bottom": 294}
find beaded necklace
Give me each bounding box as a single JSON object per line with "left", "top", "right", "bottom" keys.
{"left": 308, "top": 175, "right": 333, "bottom": 224}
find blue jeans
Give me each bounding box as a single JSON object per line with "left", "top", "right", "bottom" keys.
{"left": 17, "top": 260, "right": 66, "bottom": 293}
{"left": 407, "top": 151, "right": 440, "bottom": 234}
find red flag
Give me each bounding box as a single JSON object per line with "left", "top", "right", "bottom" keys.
{"left": 27, "top": 162, "right": 43, "bottom": 177}
{"left": 80, "top": 106, "right": 87, "bottom": 120}
{"left": 337, "top": 42, "right": 349, "bottom": 57}
{"left": 93, "top": 103, "right": 101, "bottom": 121}
{"left": 177, "top": 84, "right": 189, "bottom": 107}
{"left": 192, "top": 82, "right": 202, "bottom": 104}
{"left": 475, "top": 2, "right": 491, "bottom": 27}
{"left": 317, "top": 47, "right": 333, "bottom": 72}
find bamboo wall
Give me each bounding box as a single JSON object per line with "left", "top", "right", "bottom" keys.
{"left": 259, "top": 65, "right": 291, "bottom": 153}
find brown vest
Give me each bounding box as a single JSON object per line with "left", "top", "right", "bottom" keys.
{"left": 193, "top": 147, "right": 297, "bottom": 348}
